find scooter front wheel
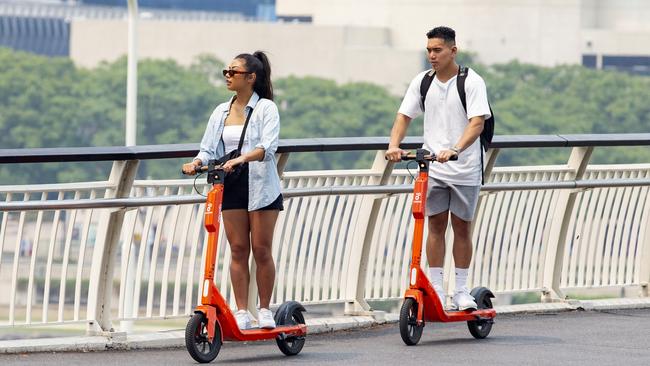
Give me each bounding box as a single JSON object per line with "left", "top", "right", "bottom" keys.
{"left": 275, "top": 301, "right": 307, "bottom": 356}
{"left": 467, "top": 287, "right": 495, "bottom": 339}
{"left": 185, "top": 312, "right": 221, "bottom": 363}
{"left": 399, "top": 298, "right": 424, "bottom": 345}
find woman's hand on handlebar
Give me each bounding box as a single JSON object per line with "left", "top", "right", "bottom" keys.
{"left": 436, "top": 149, "right": 458, "bottom": 163}
{"left": 221, "top": 156, "right": 245, "bottom": 173}
{"left": 182, "top": 160, "right": 202, "bottom": 175}
{"left": 385, "top": 146, "right": 406, "bottom": 162}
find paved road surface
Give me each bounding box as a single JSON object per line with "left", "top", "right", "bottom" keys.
{"left": 2, "top": 309, "right": 649, "bottom": 366}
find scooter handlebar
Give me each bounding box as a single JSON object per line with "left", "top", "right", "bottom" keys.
{"left": 398, "top": 153, "right": 458, "bottom": 162}
{"left": 181, "top": 165, "right": 210, "bottom": 175}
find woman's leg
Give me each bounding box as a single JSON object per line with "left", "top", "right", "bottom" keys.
{"left": 249, "top": 209, "right": 279, "bottom": 309}
{"left": 222, "top": 209, "right": 251, "bottom": 310}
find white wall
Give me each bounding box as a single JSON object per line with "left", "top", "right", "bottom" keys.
{"left": 70, "top": 19, "right": 423, "bottom": 95}
{"left": 581, "top": 0, "right": 650, "bottom": 31}
{"left": 68, "top": 1, "right": 650, "bottom": 97}
{"left": 278, "top": 0, "right": 650, "bottom": 65}
{"left": 581, "top": 29, "right": 650, "bottom": 55}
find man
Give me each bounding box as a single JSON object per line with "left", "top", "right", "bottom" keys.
{"left": 385, "top": 26, "right": 491, "bottom": 310}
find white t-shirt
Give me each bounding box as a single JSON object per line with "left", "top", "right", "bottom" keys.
{"left": 222, "top": 124, "right": 245, "bottom": 154}
{"left": 398, "top": 68, "right": 491, "bottom": 185}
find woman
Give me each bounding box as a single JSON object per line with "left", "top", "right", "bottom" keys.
{"left": 182, "top": 51, "right": 283, "bottom": 330}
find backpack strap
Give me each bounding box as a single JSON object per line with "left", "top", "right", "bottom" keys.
{"left": 421, "top": 66, "right": 467, "bottom": 111}
{"left": 456, "top": 65, "right": 469, "bottom": 112}
{"left": 419, "top": 69, "right": 435, "bottom": 111}
{"left": 237, "top": 106, "right": 254, "bottom": 152}
{"left": 457, "top": 66, "right": 486, "bottom": 184}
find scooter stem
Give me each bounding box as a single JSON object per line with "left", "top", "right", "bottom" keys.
{"left": 201, "top": 184, "right": 224, "bottom": 305}
{"left": 410, "top": 167, "right": 429, "bottom": 270}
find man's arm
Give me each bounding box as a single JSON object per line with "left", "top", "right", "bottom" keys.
{"left": 385, "top": 113, "right": 412, "bottom": 161}
{"left": 436, "top": 116, "right": 484, "bottom": 163}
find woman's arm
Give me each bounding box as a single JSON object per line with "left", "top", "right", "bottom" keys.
{"left": 254, "top": 101, "right": 280, "bottom": 161}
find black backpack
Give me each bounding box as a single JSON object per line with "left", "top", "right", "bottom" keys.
{"left": 419, "top": 65, "right": 494, "bottom": 184}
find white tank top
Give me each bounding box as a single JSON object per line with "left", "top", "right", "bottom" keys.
{"left": 222, "top": 125, "right": 245, "bottom": 154}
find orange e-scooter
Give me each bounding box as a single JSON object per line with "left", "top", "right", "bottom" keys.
{"left": 398, "top": 149, "right": 496, "bottom": 345}
{"left": 183, "top": 160, "right": 307, "bottom": 363}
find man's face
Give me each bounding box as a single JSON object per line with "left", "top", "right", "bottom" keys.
{"left": 426, "top": 37, "right": 456, "bottom": 71}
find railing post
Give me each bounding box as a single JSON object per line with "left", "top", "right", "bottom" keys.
{"left": 276, "top": 152, "right": 290, "bottom": 178}
{"left": 344, "top": 151, "right": 393, "bottom": 317}
{"left": 541, "top": 147, "right": 593, "bottom": 302}
{"left": 638, "top": 186, "right": 650, "bottom": 297}
{"left": 483, "top": 148, "right": 500, "bottom": 184}
{"left": 472, "top": 148, "right": 500, "bottom": 224}
{"left": 86, "top": 160, "right": 139, "bottom": 334}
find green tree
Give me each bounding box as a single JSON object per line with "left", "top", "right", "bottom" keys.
{"left": 2, "top": 47, "right": 650, "bottom": 183}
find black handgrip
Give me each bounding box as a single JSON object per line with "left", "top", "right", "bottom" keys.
{"left": 181, "top": 165, "right": 208, "bottom": 175}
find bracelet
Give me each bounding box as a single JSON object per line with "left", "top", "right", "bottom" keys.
{"left": 451, "top": 146, "right": 460, "bottom": 154}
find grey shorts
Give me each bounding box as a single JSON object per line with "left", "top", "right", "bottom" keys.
{"left": 426, "top": 177, "right": 480, "bottom": 221}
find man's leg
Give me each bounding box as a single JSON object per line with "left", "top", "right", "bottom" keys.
{"left": 426, "top": 211, "right": 449, "bottom": 306}
{"left": 426, "top": 211, "right": 449, "bottom": 268}
{"left": 450, "top": 213, "right": 472, "bottom": 268}
{"left": 425, "top": 178, "right": 452, "bottom": 306}
{"left": 449, "top": 184, "right": 481, "bottom": 310}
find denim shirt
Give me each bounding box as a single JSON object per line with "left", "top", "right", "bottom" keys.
{"left": 195, "top": 92, "right": 282, "bottom": 211}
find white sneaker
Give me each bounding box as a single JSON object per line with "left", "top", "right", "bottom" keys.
{"left": 258, "top": 308, "right": 276, "bottom": 329}
{"left": 452, "top": 287, "right": 477, "bottom": 311}
{"left": 432, "top": 284, "right": 446, "bottom": 309}
{"left": 234, "top": 309, "right": 252, "bottom": 330}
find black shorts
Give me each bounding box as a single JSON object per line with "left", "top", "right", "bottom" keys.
{"left": 221, "top": 163, "right": 284, "bottom": 211}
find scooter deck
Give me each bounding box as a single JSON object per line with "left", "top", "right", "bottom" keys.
{"left": 224, "top": 324, "right": 307, "bottom": 342}
{"left": 430, "top": 308, "right": 496, "bottom": 322}
{"left": 406, "top": 267, "right": 497, "bottom": 323}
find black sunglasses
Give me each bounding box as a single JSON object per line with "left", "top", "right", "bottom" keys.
{"left": 222, "top": 69, "right": 252, "bottom": 77}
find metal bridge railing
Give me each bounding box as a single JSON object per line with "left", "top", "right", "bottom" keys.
{"left": 1, "top": 134, "right": 649, "bottom": 335}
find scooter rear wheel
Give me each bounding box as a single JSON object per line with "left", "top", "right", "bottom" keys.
{"left": 467, "top": 287, "right": 494, "bottom": 339}
{"left": 399, "top": 298, "right": 424, "bottom": 345}
{"left": 185, "top": 312, "right": 221, "bottom": 363}
{"left": 275, "top": 302, "right": 306, "bottom": 356}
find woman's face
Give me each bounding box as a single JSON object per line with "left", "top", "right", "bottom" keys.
{"left": 223, "top": 58, "right": 254, "bottom": 92}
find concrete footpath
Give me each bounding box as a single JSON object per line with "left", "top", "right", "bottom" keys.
{"left": 1, "top": 298, "right": 649, "bottom": 354}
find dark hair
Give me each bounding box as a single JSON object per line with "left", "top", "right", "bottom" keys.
{"left": 426, "top": 26, "right": 456, "bottom": 45}
{"left": 235, "top": 51, "right": 273, "bottom": 100}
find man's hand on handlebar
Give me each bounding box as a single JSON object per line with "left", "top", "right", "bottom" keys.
{"left": 436, "top": 149, "right": 458, "bottom": 163}
{"left": 385, "top": 146, "right": 407, "bottom": 162}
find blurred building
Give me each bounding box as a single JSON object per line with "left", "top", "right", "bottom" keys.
{"left": 0, "top": 0, "right": 420, "bottom": 94}
{"left": 1, "top": 0, "right": 649, "bottom": 95}
{"left": 277, "top": 0, "right": 650, "bottom": 75}
{"left": 81, "top": 0, "right": 276, "bottom": 20}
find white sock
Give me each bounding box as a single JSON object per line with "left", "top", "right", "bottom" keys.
{"left": 428, "top": 267, "right": 444, "bottom": 289}
{"left": 455, "top": 267, "right": 469, "bottom": 291}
